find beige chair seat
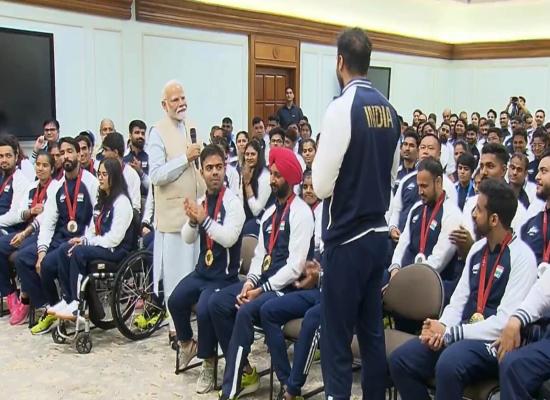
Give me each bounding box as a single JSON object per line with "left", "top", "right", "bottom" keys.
{"left": 384, "top": 328, "right": 415, "bottom": 357}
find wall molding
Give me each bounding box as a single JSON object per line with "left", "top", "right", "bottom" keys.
{"left": 135, "top": 0, "right": 550, "bottom": 61}
{"left": 7, "top": 0, "right": 133, "bottom": 19}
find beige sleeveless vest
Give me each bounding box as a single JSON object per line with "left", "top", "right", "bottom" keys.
{"left": 153, "top": 116, "right": 205, "bottom": 233}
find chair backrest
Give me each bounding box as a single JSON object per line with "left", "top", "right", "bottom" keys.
{"left": 383, "top": 263, "right": 444, "bottom": 321}
{"left": 239, "top": 235, "right": 258, "bottom": 275}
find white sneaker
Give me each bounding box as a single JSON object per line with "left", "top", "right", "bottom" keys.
{"left": 56, "top": 300, "right": 79, "bottom": 320}
{"left": 196, "top": 360, "right": 215, "bottom": 394}
{"left": 47, "top": 300, "right": 68, "bottom": 315}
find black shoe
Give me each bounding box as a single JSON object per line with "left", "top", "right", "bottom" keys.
{"left": 276, "top": 384, "right": 286, "bottom": 400}
{"left": 169, "top": 333, "right": 178, "bottom": 351}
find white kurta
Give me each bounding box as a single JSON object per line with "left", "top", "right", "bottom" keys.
{"left": 147, "top": 124, "right": 199, "bottom": 298}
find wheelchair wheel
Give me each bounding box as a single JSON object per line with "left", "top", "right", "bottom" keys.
{"left": 112, "top": 250, "right": 165, "bottom": 341}
{"left": 75, "top": 332, "right": 92, "bottom": 354}
{"left": 88, "top": 276, "right": 116, "bottom": 330}
{"left": 51, "top": 324, "right": 66, "bottom": 344}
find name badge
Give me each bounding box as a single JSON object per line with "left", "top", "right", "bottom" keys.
{"left": 430, "top": 220, "right": 438, "bottom": 230}
{"left": 494, "top": 265, "right": 504, "bottom": 279}
{"left": 279, "top": 221, "right": 286, "bottom": 231}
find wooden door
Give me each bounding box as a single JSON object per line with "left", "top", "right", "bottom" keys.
{"left": 248, "top": 35, "right": 300, "bottom": 131}
{"left": 254, "top": 67, "right": 290, "bottom": 124}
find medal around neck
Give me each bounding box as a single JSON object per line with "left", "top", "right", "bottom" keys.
{"left": 469, "top": 312, "right": 485, "bottom": 324}
{"left": 205, "top": 249, "right": 214, "bottom": 267}
{"left": 262, "top": 255, "right": 272, "bottom": 272}
{"left": 67, "top": 220, "right": 78, "bottom": 233}
{"left": 415, "top": 253, "right": 427, "bottom": 264}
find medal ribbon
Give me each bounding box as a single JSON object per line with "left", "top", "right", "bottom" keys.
{"left": 31, "top": 178, "right": 51, "bottom": 208}
{"left": 542, "top": 210, "right": 550, "bottom": 263}
{"left": 203, "top": 186, "right": 226, "bottom": 251}
{"left": 0, "top": 174, "right": 14, "bottom": 196}
{"left": 476, "top": 233, "right": 513, "bottom": 314}
{"left": 95, "top": 207, "right": 105, "bottom": 235}
{"left": 267, "top": 194, "right": 295, "bottom": 256}
{"left": 418, "top": 192, "right": 446, "bottom": 254}
{"left": 63, "top": 169, "right": 83, "bottom": 222}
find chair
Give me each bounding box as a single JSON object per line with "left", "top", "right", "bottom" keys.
{"left": 383, "top": 263, "right": 499, "bottom": 400}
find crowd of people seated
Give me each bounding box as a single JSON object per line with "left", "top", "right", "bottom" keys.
{"left": 2, "top": 89, "right": 550, "bottom": 400}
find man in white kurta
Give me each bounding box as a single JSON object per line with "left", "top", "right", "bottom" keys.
{"left": 147, "top": 80, "right": 204, "bottom": 337}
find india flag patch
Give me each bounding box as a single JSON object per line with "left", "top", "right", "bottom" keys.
{"left": 494, "top": 265, "right": 504, "bottom": 279}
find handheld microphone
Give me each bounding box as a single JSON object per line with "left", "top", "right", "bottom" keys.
{"left": 190, "top": 128, "right": 199, "bottom": 168}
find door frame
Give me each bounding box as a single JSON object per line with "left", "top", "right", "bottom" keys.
{"left": 248, "top": 34, "right": 300, "bottom": 133}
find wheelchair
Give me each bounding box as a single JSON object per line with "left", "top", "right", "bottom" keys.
{"left": 51, "top": 213, "right": 165, "bottom": 353}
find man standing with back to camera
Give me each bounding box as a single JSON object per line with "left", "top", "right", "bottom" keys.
{"left": 312, "top": 28, "right": 400, "bottom": 400}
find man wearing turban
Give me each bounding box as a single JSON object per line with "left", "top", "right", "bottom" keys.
{"left": 210, "top": 148, "right": 314, "bottom": 400}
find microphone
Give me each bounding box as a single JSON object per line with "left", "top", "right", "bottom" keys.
{"left": 190, "top": 128, "right": 199, "bottom": 168}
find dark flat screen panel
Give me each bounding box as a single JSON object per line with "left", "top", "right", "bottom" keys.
{"left": 0, "top": 28, "right": 56, "bottom": 141}
{"left": 368, "top": 66, "right": 391, "bottom": 100}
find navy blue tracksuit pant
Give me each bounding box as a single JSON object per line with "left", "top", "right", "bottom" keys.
{"left": 389, "top": 338, "right": 499, "bottom": 400}
{"left": 16, "top": 238, "right": 65, "bottom": 307}
{"left": 168, "top": 271, "right": 238, "bottom": 359}
{"left": 260, "top": 289, "right": 320, "bottom": 394}
{"left": 208, "top": 281, "right": 280, "bottom": 398}
{"left": 56, "top": 241, "right": 129, "bottom": 302}
{"left": 500, "top": 337, "right": 550, "bottom": 399}
{"left": 0, "top": 232, "right": 36, "bottom": 296}
{"left": 321, "top": 231, "right": 388, "bottom": 400}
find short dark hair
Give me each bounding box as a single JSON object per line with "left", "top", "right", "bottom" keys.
{"left": 487, "top": 109, "right": 497, "bottom": 118}
{"left": 466, "top": 124, "right": 479, "bottom": 134}
{"left": 428, "top": 113, "right": 437, "bottom": 122}
{"left": 487, "top": 127, "right": 503, "bottom": 139}
{"left": 76, "top": 134, "right": 92, "bottom": 150}
{"left": 414, "top": 109, "right": 423, "bottom": 115}
{"left": 417, "top": 157, "right": 443, "bottom": 178}
{"left": 519, "top": 96, "right": 526, "bottom": 102}
{"left": 403, "top": 130, "right": 420, "bottom": 146}
{"left": 211, "top": 136, "right": 229, "bottom": 154}
{"left": 43, "top": 119, "right": 60, "bottom": 130}
{"left": 478, "top": 178, "right": 518, "bottom": 229}
{"left": 472, "top": 112, "right": 481, "bottom": 119}
{"left": 454, "top": 139, "right": 470, "bottom": 153}
{"left": 78, "top": 130, "right": 95, "bottom": 148}
{"left": 35, "top": 150, "right": 54, "bottom": 170}
{"left": 102, "top": 131, "right": 125, "bottom": 157}
{"left": 481, "top": 142, "right": 509, "bottom": 166}
{"left": 512, "top": 129, "right": 528, "bottom": 141}
{"left": 129, "top": 119, "right": 147, "bottom": 133}
{"left": 222, "top": 117, "right": 233, "bottom": 125}
{"left": 286, "top": 127, "right": 299, "bottom": 143}
{"left": 511, "top": 152, "right": 529, "bottom": 170}
{"left": 268, "top": 114, "right": 280, "bottom": 123}
{"left": 531, "top": 128, "right": 548, "bottom": 144}
{"left": 457, "top": 152, "right": 476, "bottom": 172}
{"left": 200, "top": 144, "right": 225, "bottom": 166}
{"left": 285, "top": 86, "right": 294, "bottom": 93}
{"left": 421, "top": 121, "right": 437, "bottom": 134}
{"left": 536, "top": 109, "right": 546, "bottom": 116}
{"left": 269, "top": 127, "right": 286, "bottom": 141}
{"left": 0, "top": 134, "right": 19, "bottom": 156}
{"left": 500, "top": 110, "right": 510, "bottom": 117}
{"left": 337, "top": 27, "right": 372, "bottom": 75}
{"left": 252, "top": 116, "right": 264, "bottom": 126}
{"left": 440, "top": 121, "right": 451, "bottom": 130}
{"left": 59, "top": 137, "right": 80, "bottom": 153}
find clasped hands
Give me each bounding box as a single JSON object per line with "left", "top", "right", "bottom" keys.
{"left": 419, "top": 318, "right": 446, "bottom": 351}
{"left": 183, "top": 198, "right": 206, "bottom": 225}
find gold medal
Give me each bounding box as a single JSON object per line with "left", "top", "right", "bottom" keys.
{"left": 67, "top": 220, "right": 78, "bottom": 233}
{"left": 262, "top": 255, "right": 272, "bottom": 272}
{"left": 469, "top": 312, "right": 485, "bottom": 324}
{"left": 205, "top": 249, "right": 214, "bottom": 267}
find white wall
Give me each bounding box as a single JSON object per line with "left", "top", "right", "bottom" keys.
{"left": 300, "top": 42, "right": 451, "bottom": 131}
{"left": 0, "top": 1, "right": 248, "bottom": 145}
{"left": 301, "top": 42, "right": 550, "bottom": 129}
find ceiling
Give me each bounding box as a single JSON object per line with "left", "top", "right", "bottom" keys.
{"left": 196, "top": 0, "right": 550, "bottom": 43}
